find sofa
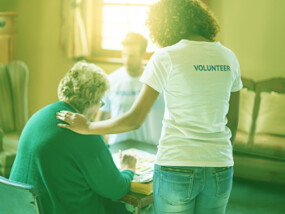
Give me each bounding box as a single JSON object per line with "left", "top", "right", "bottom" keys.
{"left": 233, "top": 77, "right": 285, "bottom": 183}
{"left": 0, "top": 61, "right": 29, "bottom": 177}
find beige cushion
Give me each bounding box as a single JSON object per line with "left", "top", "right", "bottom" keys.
{"left": 255, "top": 91, "right": 285, "bottom": 136}
{"left": 253, "top": 134, "right": 285, "bottom": 160}
{"left": 237, "top": 88, "right": 256, "bottom": 133}
{"left": 233, "top": 131, "right": 251, "bottom": 154}
{"left": 235, "top": 130, "right": 250, "bottom": 146}
{"left": 0, "top": 150, "right": 16, "bottom": 177}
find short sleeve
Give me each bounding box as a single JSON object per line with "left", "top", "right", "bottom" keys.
{"left": 140, "top": 50, "right": 172, "bottom": 93}
{"left": 231, "top": 59, "right": 243, "bottom": 92}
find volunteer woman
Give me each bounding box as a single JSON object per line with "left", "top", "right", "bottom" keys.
{"left": 57, "top": 0, "right": 243, "bottom": 213}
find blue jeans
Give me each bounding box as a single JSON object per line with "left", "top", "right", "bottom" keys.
{"left": 152, "top": 164, "right": 233, "bottom": 214}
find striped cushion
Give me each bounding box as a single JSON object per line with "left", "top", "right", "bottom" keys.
{"left": 2, "top": 131, "right": 20, "bottom": 153}
{"left": 0, "top": 65, "right": 15, "bottom": 132}
{"left": 0, "top": 128, "right": 3, "bottom": 150}
{"left": 7, "top": 61, "right": 29, "bottom": 131}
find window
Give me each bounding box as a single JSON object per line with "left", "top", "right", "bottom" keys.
{"left": 90, "top": 0, "right": 159, "bottom": 61}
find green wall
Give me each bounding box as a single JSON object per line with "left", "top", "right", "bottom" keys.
{"left": 0, "top": 0, "right": 14, "bottom": 11}
{"left": 2, "top": 0, "right": 285, "bottom": 116}
{"left": 1, "top": 0, "right": 120, "bottom": 116}
{"left": 210, "top": 0, "right": 285, "bottom": 80}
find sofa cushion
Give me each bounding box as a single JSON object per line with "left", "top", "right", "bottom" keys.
{"left": 0, "top": 150, "right": 16, "bottom": 177}
{"left": 234, "top": 130, "right": 250, "bottom": 147}
{"left": 255, "top": 91, "right": 285, "bottom": 136}
{"left": 237, "top": 88, "right": 256, "bottom": 133}
{"left": 0, "top": 65, "right": 15, "bottom": 133}
{"left": 233, "top": 154, "right": 285, "bottom": 183}
{"left": 252, "top": 134, "right": 285, "bottom": 160}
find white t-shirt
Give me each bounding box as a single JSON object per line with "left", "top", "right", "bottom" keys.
{"left": 101, "top": 67, "right": 165, "bottom": 145}
{"left": 140, "top": 39, "right": 243, "bottom": 167}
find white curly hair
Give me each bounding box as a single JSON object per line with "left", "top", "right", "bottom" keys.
{"left": 58, "top": 61, "right": 109, "bottom": 113}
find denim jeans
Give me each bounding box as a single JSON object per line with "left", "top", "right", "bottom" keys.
{"left": 152, "top": 164, "right": 233, "bottom": 214}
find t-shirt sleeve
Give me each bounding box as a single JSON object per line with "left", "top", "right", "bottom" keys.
{"left": 77, "top": 136, "right": 134, "bottom": 200}
{"left": 231, "top": 59, "right": 243, "bottom": 92}
{"left": 140, "top": 50, "right": 172, "bottom": 93}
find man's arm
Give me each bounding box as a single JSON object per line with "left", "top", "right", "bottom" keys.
{"left": 226, "top": 91, "right": 240, "bottom": 146}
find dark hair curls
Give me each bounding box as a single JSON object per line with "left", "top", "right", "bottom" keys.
{"left": 146, "top": 0, "right": 220, "bottom": 47}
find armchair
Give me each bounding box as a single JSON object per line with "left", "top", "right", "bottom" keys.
{"left": 0, "top": 61, "right": 29, "bottom": 177}
{"left": 0, "top": 176, "right": 43, "bottom": 214}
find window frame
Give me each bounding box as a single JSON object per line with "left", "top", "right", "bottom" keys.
{"left": 88, "top": 0, "right": 209, "bottom": 63}
{"left": 88, "top": 0, "right": 154, "bottom": 63}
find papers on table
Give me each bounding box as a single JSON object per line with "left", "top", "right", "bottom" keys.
{"left": 112, "top": 148, "right": 155, "bottom": 183}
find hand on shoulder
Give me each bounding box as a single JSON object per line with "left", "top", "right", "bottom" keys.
{"left": 56, "top": 111, "right": 91, "bottom": 135}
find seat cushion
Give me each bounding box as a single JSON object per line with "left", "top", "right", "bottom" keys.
{"left": 233, "top": 153, "right": 285, "bottom": 183}
{"left": 237, "top": 88, "right": 256, "bottom": 133}
{"left": 0, "top": 150, "right": 16, "bottom": 177}
{"left": 0, "top": 65, "right": 15, "bottom": 132}
{"left": 234, "top": 130, "right": 250, "bottom": 146}
{"left": 252, "top": 134, "right": 285, "bottom": 160}
{"left": 255, "top": 91, "right": 285, "bottom": 136}
{"left": 3, "top": 132, "right": 20, "bottom": 153}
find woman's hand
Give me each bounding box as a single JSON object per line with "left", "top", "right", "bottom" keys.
{"left": 119, "top": 150, "right": 137, "bottom": 174}
{"left": 56, "top": 111, "right": 91, "bottom": 135}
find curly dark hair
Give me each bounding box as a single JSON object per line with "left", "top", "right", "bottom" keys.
{"left": 146, "top": 0, "right": 220, "bottom": 47}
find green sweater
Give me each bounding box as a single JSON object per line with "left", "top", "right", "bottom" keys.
{"left": 9, "top": 101, "right": 134, "bottom": 214}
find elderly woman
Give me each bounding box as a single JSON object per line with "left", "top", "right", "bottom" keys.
{"left": 9, "top": 62, "right": 136, "bottom": 214}
{"left": 57, "top": 0, "right": 243, "bottom": 213}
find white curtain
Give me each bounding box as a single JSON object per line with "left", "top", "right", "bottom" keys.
{"left": 60, "top": 0, "right": 93, "bottom": 58}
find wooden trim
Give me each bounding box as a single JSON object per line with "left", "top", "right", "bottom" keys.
{"left": 86, "top": 56, "right": 124, "bottom": 64}
{"left": 85, "top": 56, "right": 149, "bottom": 65}
{"left": 103, "top": 3, "right": 153, "bottom": 6}
{"left": 241, "top": 77, "right": 255, "bottom": 91}
{"left": 120, "top": 193, "right": 153, "bottom": 208}
{"left": 0, "top": 12, "right": 18, "bottom": 16}
{"left": 91, "top": 0, "right": 155, "bottom": 60}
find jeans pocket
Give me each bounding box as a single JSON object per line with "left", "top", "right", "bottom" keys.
{"left": 159, "top": 166, "right": 194, "bottom": 205}
{"left": 215, "top": 166, "right": 233, "bottom": 198}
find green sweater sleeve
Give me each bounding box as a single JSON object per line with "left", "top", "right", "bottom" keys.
{"left": 76, "top": 136, "right": 134, "bottom": 200}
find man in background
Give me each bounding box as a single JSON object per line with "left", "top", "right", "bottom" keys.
{"left": 97, "top": 33, "right": 165, "bottom": 145}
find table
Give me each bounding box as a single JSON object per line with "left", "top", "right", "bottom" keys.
{"left": 109, "top": 140, "right": 157, "bottom": 214}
